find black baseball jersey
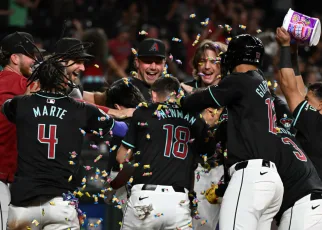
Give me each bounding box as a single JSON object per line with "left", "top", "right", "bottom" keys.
{"left": 275, "top": 131, "right": 322, "bottom": 222}
{"left": 121, "top": 102, "right": 209, "bottom": 190}
{"left": 184, "top": 79, "right": 201, "bottom": 89}
{"left": 292, "top": 100, "right": 322, "bottom": 179}
{"left": 130, "top": 77, "right": 151, "bottom": 101}
{"left": 2, "top": 92, "right": 114, "bottom": 206}
{"left": 181, "top": 70, "right": 282, "bottom": 167}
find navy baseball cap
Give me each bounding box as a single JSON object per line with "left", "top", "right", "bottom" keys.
{"left": 0, "top": 32, "right": 45, "bottom": 57}
{"left": 138, "top": 38, "right": 166, "bottom": 58}
{"left": 54, "top": 38, "right": 94, "bottom": 60}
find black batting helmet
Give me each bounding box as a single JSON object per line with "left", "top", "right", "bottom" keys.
{"left": 220, "top": 34, "right": 264, "bottom": 77}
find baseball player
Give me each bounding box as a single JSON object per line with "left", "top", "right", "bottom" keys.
{"left": 105, "top": 78, "right": 146, "bottom": 211}
{"left": 275, "top": 27, "right": 322, "bottom": 179}
{"left": 179, "top": 34, "right": 284, "bottom": 230}
{"left": 1, "top": 46, "right": 128, "bottom": 230}
{"left": 115, "top": 76, "right": 214, "bottom": 230}
{"left": 180, "top": 40, "right": 228, "bottom": 230}
{"left": 0, "top": 31, "right": 44, "bottom": 230}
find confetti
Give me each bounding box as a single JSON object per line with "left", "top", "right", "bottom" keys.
{"left": 154, "top": 213, "right": 164, "bottom": 218}
{"left": 138, "top": 122, "right": 148, "bottom": 126}
{"left": 49, "top": 201, "right": 55, "bottom": 205}
{"left": 143, "top": 172, "right": 153, "bottom": 176}
{"left": 94, "top": 154, "right": 103, "bottom": 163}
{"left": 172, "top": 37, "right": 182, "bottom": 42}
{"left": 90, "top": 144, "right": 99, "bottom": 149}
{"left": 42, "top": 208, "right": 45, "bottom": 216}
{"left": 201, "top": 219, "right": 208, "bottom": 226}
{"left": 146, "top": 133, "right": 151, "bottom": 140}
{"left": 133, "top": 163, "right": 140, "bottom": 167}
{"left": 95, "top": 218, "right": 103, "bottom": 227}
{"left": 239, "top": 25, "right": 246, "bottom": 30}
{"left": 128, "top": 176, "right": 133, "bottom": 185}
{"left": 143, "top": 165, "right": 150, "bottom": 169}
{"left": 93, "top": 195, "right": 98, "bottom": 204}
{"left": 32, "top": 220, "right": 39, "bottom": 226}
{"left": 189, "top": 13, "right": 196, "bottom": 18}
{"left": 83, "top": 166, "right": 93, "bottom": 171}
{"left": 77, "top": 191, "right": 84, "bottom": 197}
{"left": 175, "top": 59, "right": 182, "bottom": 65}
{"left": 169, "top": 53, "right": 173, "bottom": 61}
{"left": 201, "top": 18, "right": 209, "bottom": 26}
{"left": 130, "top": 71, "right": 137, "bottom": 77}
{"left": 69, "top": 151, "right": 77, "bottom": 158}
{"left": 137, "top": 102, "right": 148, "bottom": 108}
{"left": 94, "top": 64, "right": 99, "bottom": 68}
{"left": 79, "top": 128, "right": 86, "bottom": 136}
{"left": 131, "top": 48, "right": 138, "bottom": 56}
{"left": 69, "top": 161, "right": 75, "bottom": 165}
{"left": 256, "top": 29, "right": 262, "bottom": 33}
{"left": 68, "top": 175, "right": 73, "bottom": 182}
{"left": 85, "top": 192, "right": 91, "bottom": 197}
{"left": 139, "top": 30, "right": 148, "bottom": 35}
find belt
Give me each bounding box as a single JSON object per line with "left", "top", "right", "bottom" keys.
{"left": 311, "top": 193, "right": 322, "bottom": 201}
{"left": 235, "top": 159, "right": 271, "bottom": 171}
{"left": 141, "top": 184, "right": 185, "bottom": 193}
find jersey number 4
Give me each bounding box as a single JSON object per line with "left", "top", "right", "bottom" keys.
{"left": 38, "top": 124, "right": 58, "bottom": 159}
{"left": 163, "top": 124, "right": 190, "bottom": 160}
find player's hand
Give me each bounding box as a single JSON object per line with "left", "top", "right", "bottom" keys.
{"left": 180, "top": 83, "right": 193, "bottom": 94}
{"left": 108, "top": 108, "right": 135, "bottom": 119}
{"left": 24, "top": 81, "right": 40, "bottom": 95}
{"left": 201, "top": 107, "right": 224, "bottom": 128}
{"left": 276, "top": 27, "right": 291, "bottom": 47}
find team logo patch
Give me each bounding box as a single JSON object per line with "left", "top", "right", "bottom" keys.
{"left": 47, "top": 99, "right": 55, "bottom": 104}
{"left": 280, "top": 115, "right": 293, "bottom": 130}
{"left": 149, "top": 42, "right": 159, "bottom": 52}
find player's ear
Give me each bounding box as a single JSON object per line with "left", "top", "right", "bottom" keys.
{"left": 10, "top": 54, "right": 20, "bottom": 65}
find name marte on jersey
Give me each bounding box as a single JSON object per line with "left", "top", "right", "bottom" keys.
{"left": 255, "top": 80, "right": 269, "bottom": 98}
{"left": 158, "top": 109, "right": 196, "bottom": 125}
{"left": 33, "top": 105, "right": 67, "bottom": 119}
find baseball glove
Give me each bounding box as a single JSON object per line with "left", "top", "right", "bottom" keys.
{"left": 205, "top": 184, "right": 220, "bottom": 204}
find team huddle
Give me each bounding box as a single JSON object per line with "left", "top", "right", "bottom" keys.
{"left": 1, "top": 24, "right": 322, "bottom": 230}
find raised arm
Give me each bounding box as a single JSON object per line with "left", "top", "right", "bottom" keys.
{"left": 275, "top": 27, "right": 305, "bottom": 112}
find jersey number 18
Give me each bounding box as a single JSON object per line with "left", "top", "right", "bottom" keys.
{"left": 163, "top": 124, "right": 190, "bottom": 160}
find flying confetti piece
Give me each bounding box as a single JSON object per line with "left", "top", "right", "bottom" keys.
{"left": 172, "top": 37, "right": 182, "bottom": 42}
{"left": 224, "top": 24, "right": 232, "bottom": 33}
{"left": 94, "top": 64, "right": 99, "bottom": 68}
{"left": 32, "top": 220, "right": 39, "bottom": 226}
{"left": 42, "top": 208, "right": 45, "bottom": 216}
{"left": 139, "top": 30, "right": 148, "bottom": 35}
{"left": 94, "top": 154, "right": 103, "bottom": 163}
{"left": 143, "top": 165, "right": 150, "bottom": 169}
{"left": 69, "top": 161, "right": 75, "bottom": 165}
{"left": 225, "top": 37, "right": 232, "bottom": 44}
{"left": 138, "top": 122, "right": 148, "bottom": 127}
{"left": 83, "top": 166, "right": 93, "bottom": 171}
{"left": 77, "top": 191, "right": 84, "bottom": 197}
{"left": 169, "top": 53, "right": 173, "bottom": 61}
{"left": 69, "top": 151, "right": 77, "bottom": 158}
{"left": 93, "top": 195, "right": 98, "bottom": 204}
{"left": 137, "top": 102, "right": 148, "bottom": 108}
{"left": 133, "top": 163, "right": 140, "bottom": 167}
{"left": 218, "top": 25, "right": 223, "bottom": 29}
{"left": 201, "top": 219, "right": 208, "bottom": 226}
{"left": 256, "top": 29, "right": 262, "bottom": 33}
{"left": 90, "top": 144, "right": 99, "bottom": 149}
{"left": 239, "top": 25, "right": 246, "bottom": 30}
{"left": 127, "top": 177, "right": 133, "bottom": 185}
{"left": 200, "top": 18, "right": 209, "bottom": 26}
{"left": 110, "top": 145, "right": 117, "bottom": 152}
{"left": 130, "top": 71, "right": 137, "bottom": 77}
{"left": 146, "top": 133, "right": 151, "bottom": 140}
{"left": 189, "top": 13, "right": 196, "bottom": 18}
{"left": 79, "top": 128, "right": 86, "bottom": 136}
{"left": 85, "top": 192, "right": 91, "bottom": 197}
{"left": 208, "top": 29, "right": 212, "bottom": 33}
{"left": 49, "top": 201, "right": 55, "bottom": 205}
{"left": 131, "top": 48, "right": 138, "bottom": 56}
{"left": 68, "top": 175, "right": 73, "bottom": 182}
{"left": 95, "top": 218, "right": 103, "bottom": 227}
{"left": 175, "top": 59, "right": 182, "bottom": 65}
{"left": 154, "top": 213, "right": 164, "bottom": 218}
{"left": 143, "top": 172, "right": 153, "bottom": 176}
{"left": 27, "top": 227, "right": 31, "bottom": 230}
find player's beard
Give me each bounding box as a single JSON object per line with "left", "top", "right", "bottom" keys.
{"left": 20, "top": 63, "right": 33, "bottom": 78}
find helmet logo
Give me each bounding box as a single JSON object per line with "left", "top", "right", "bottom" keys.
{"left": 255, "top": 52, "right": 261, "bottom": 62}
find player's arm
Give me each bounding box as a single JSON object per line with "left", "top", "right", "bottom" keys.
{"left": 180, "top": 76, "right": 240, "bottom": 113}
{"left": 85, "top": 104, "right": 128, "bottom": 137}
{"left": 1, "top": 97, "right": 19, "bottom": 123}
{"left": 276, "top": 27, "right": 304, "bottom": 113}
{"left": 109, "top": 162, "right": 135, "bottom": 189}
{"left": 116, "top": 109, "right": 140, "bottom": 163}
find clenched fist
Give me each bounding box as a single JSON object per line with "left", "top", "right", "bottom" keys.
{"left": 276, "top": 27, "right": 291, "bottom": 47}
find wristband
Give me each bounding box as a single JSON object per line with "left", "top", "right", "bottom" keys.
{"left": 291, "top": 53, "right": 301, "bottom": 76}
{"left": 279, "top": 46, "right": 292, "bottom": 69}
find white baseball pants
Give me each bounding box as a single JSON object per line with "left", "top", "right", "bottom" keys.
{"left": 193, "top": 164, "right": 223, "bottom": 230}
{"left": 278, "top": 193, "right": 322, "bottom": 230}
{"left": 0, "top": 181, "right": 10, "bottom": 230}
{"left": 219, "top": 159, "right": 284, "bottom": 230}
{"left": 7, "top": 197, "right": 79, "bottom": 230}
{"left": 121, "top": 184, "right": 192, "bottom": 230}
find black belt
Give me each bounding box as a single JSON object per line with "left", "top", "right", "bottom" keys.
{"left": 311, "top": 193, "right": 322, "bottom": 201}
{"left": 141, "top": 184, "right": 185, "bottom": 193}
{"left": 235, "top": 160, "right": 271, "bottom": 171}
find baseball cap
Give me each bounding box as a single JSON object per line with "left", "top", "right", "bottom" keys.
{"left": 54, "top": 38, "right": 94, "bottom": 60}
{"left": 138, "top": 38, "right": 166, "bottom": 58}
{"left": 0, "top": 32, "right": 45, "bottom": 57}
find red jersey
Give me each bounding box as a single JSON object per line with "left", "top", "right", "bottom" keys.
{"left": 0, "top": 70, "right": 28, "bottom": 182}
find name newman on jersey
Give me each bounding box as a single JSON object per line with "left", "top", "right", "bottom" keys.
{"left": 158, "top": 108, "right": 197, "bottom": 126}
{"left": 33, "top": 105, "right": 67, "bottom": 120}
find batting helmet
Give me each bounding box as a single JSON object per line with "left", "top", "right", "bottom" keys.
{"left": 220, "top": 34, "right": 264, "bottom": 77}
